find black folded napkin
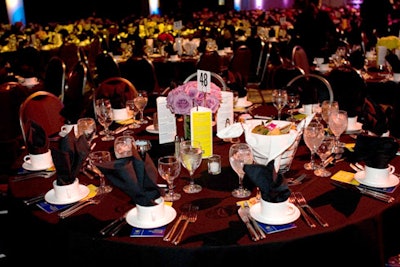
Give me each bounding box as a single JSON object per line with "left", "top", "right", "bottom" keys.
{"left": 351, "top": 134, "right": 399, "bottom": 169}
{"left": 358, "top": 96, "right": 392, "bottom": 136}
{"left": 26, "top": 120, "right": 49, "bottom": 154}
{"left": 51, "top": 130, "right": 90, "bottom": 185}
{"left": 243, "top": 160, "right": 291, "bottom": 203}
{"left": 95, "top": 148, "right": 163, "bottom": 206}
{"left": 385, "top": 52, "right": 400, "bottom": 73}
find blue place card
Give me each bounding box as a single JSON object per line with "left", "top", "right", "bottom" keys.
{"left": 257, "top": 222, "right": 297, "bottom": 234}
{"left": 130, "top": 226, "right": 167, "bottom": 237}
{"left": 36, "top": 201, "right": 73, "bottom": 213}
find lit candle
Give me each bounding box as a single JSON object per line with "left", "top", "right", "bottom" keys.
{"left": 209, "top": 161, "right": 220, "bottom": 174}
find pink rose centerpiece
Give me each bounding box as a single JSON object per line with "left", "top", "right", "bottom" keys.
{"left": 166, "top": 81, "right": 222, "bottom": 115}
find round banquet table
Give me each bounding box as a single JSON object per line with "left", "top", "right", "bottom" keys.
{"left": 6, "top": 108, "right": 400, "bottom": 267}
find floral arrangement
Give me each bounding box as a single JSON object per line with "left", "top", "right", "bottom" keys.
{"left": 166, "top": 81, "right": 222, "bottom": 115}
{"left": 377, "top": 36, "right": 400, "bottom": 50}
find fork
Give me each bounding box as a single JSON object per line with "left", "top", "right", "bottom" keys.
{"left": 163, "top": 213, "right": 187, "bottom": 241}
{"left": 289, "top": 192, "right": 316, "bottom": 228}
{"left": 11, "top": 171, "right": 56, "bottom": 182}
{"left": 172, "top": 206, "right": 198, "bottom": 245}
{"left": 58, "top": 197, "right": 101, "bottom": 219}
{"left": 294, "top": 192, "right": 329, "bottom": 227}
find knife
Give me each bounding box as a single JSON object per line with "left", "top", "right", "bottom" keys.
{"left": 331, "top": 181, "right": 395, "bottom": 203}
{"left": 243, "top": 202, "right": 266, "bottom": 239}
{"left": 238, "top": 207, "right": 259, "bottom": 241}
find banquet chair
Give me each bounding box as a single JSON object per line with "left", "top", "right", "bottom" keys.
{"left": 183, "top": 71, "right": 228, "bottom": 91}
{"left": 19, "top": 91, "right": 65, "bottom": 145}
{"left": 196, "top": 50, "right": 222, "bottom": 75}
{"left": 286, "top": 73, "right": 334, "bottom": 105}
{"left": 0, "top": 82, "right": 28, "bottom": 171}
{"left": 43, "top": 56, "right": 66, "bottom": 101}
{"left": 292, "top": 45, "right": 310, "bottom": 75}
{"left": 327, "top": 65, "right": 366, "bottom": 117}
{"left": 94, "top": 52, "right": 121, "bottom": 86}
{"left": 93, "top": 77, "right": 138, "bottom": 114}
{"left": 228, "top": 45, "right": 252, "bottom": 88}
{"left": 57, "top": 42, "right": 80, "bottom": 74}
{"left": 63, "top": 60, "right": 88, "bottom": 106}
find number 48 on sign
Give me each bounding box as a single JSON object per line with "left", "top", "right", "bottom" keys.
{"left": 197, "top": 69, "right": 211, "bottom": 93}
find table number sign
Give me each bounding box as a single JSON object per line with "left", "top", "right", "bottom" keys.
{"left": 157, "top": 96, "right": 177, "bottom": 144}
{"left": 190, "top": 106, "right": 212, "bottom": 158}
{"left": 197, "top": 69, "right": 211, "bottom": 93}
{"left": 173, "top": 20, "right": 182, "bottom": 31}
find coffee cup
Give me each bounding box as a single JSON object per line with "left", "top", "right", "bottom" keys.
{"left": 23, "top": 149, "right": 53, "bottom": 170}
{"left": 319, "top": 63, "right": 330, "bottom": 73}
{"left": 23, "top": 77, "right": 38, "bottom": 87}
{"left": 60, "top": 124, "right": 78, "bottom": 137}
{"left": 136, "top": 197, "right": 165, "bottom": 222}
{"left": 314, "top": 57, "right": 324, "bottom": 67}
{"left": 347, "top": 116, "right": 358, "bottom": 130}
{"left": 393, "top": 73, "right": 400, "bottom": 83}
{"left": 260, "top": 199, "right": 295, "bottom": 219}
{"left": 53, "top": 178, "right": 81, "bottom": 201}
{"left": 302, "top": 104, "right": 315, "bottom": 115}
{"left": 112, "top": 108, "right": 129, "bottom": 121}
{"left": 170, "top": 54, "right": 179, "bottom": 61}
{"left": 363, "top": 165, "right": 395, "bottom": 185}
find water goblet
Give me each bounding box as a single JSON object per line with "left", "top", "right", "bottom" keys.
{"left": 95, "top": 98, "right": 115, "bottom": 141}
{"left": 286, "top": 92, "right": 300, "bottom": 122}
{"left": 321, "top": 100, "right": 339, "bottom": 126}
{"left": 328, "top": 109, "right": 348, "bottom": 154}
{"left": 179, "top": 140, "right": 203, "bottom": 194}
{"left": 229, "top": 143, "right": 254, "bottom": 198}
{"left": 314, "top": 135, "right": 335, "bottom": 177}
{"left": 77, "top": 117, "right": 96, "bottom": 144}
{"left": 134, "top": 90, "right": 148, "bottom": 124}
{"left": 126, "top": 99, "right": 140, "bottom": 129}
{"left": 271, "top": 89, "right": 288, "bottom": 120}
{"left": 303, "top": 121, "right": 325, "bottom": 170}
{"left": 88, "top": 151, "right": 113, "bottom": 194}
{"left": 158, "top": 156, "right": 181, "bottom": 201}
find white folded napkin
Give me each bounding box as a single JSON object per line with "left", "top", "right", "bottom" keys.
{"left": 216, "top": 122, "right": 244, "bottom": 139}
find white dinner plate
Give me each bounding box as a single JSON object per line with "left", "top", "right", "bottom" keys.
{"left": 345, "top": 122, "right": 363, "bottom": 134}
{"left": 44, "top": 184, "right": 90, "bottom": 205}
{"left": 354, "top": 171, "right": 399, "bottom": 188}
{"left": 249, "top": 202, "right": 301, "bottom": 225}
{"left": 146, "top": 124, "right": 159, "bottom": 134}
{"left": 235, "top": 100, "right": 253, "bottom": 108}
{"left": 126, "top": 205, "right": 176, "bottom": 229}
{"left": 22, "top": 162, "right": 53, "bottom": 172}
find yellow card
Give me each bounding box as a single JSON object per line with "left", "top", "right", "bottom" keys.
{"left": 345, "top": 143, "right": 355, "bottom": 152}
{"left": 331, "top": 170, "right": 360, "bottom": 185}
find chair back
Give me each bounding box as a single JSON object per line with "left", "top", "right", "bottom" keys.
{"left": 184, "top": 72, "right": 228, "bottom": 91}
{"left": 292, "top": 45, "right": 310, "bottom": 75}
{"left": 286, "top": 73, "right": 334, "bottom": 105}
{"left": 229, "top": 45, "right": 252, "bottom": 87}
{"left": 43, "top": 56, "right": 66, "bottom": 100}
{"left": 94, "top": 52, "right": 121, "bottom": 85}
{"left": 196, "top": 50, "right": 222, "bottom": 74}
{"left": 64, "top": 61, "right": 88, "bottom": 105}
{"left": 19, "top": 91, "right": 65, "bottom": 144}
{"left": 58, "top": 42, "right": 80, "bottom": 74}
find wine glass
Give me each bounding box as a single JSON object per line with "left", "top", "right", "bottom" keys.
{"left": 229, "top": 143, "right": 254, "bottom": 198}
{"left": 77, "top": 117, "right": 96, "bottom": 145}
{"left": 303, "top": 121, "right": 325, "bottom": 170}
{"left": 328, "top": 109, "right": 348, "bottom": 154}
{"left": 314, "top": 135, "right": 335, "bottom": 177}
{"left": 95, "top": 99, "right": 115, "bottom": 141}
{"left": 286, "top": 92, "right": 300, "bottom": 122}
{"left": 88, "top": 151, "right": 113, "bottom": 194}
{"left": 134, "top": 90, "right": 148, "bottom": 124}
{"left": 321, "top": 100, "right": 339, "bottom": 126}
{"left": 271, "top": 89, "right": 288, "bottom": 120}
{"left": 158, "top": 155, "right": 181, "bottom": 201}
{"left": 179, "top": 140, "right": 203, "bottom": 194}
{"left": 126, "top": 99, "right": 140, "bottom": 129}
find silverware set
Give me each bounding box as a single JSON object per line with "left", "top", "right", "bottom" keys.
{"left": 238, "top": 201, "right": 266, "bottom": 241}
{"left": 100, "top": 212, "right": 129, "bottom": 237}
{"left": 11, "top": 170, "right": 56, "bottom": 182}
{"left": 163, "top": 205, "right": 199, "bottom": 245}
{"left": 289, "top": 192, "right": 329, "bottom": 228}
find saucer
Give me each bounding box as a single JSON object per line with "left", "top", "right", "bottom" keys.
{"left": 22, "top": 162, "right": 53, "bottom": 172}
{"left": 354, "top": 171, "right": 399, "bottom": 188}
{"left": 126, "top": 205, "right": 176, "bottom": 229}
{"left": 249, "top": 202, "right": 300, "bottom": 225}
{"left": 44, "top": 184, "right": 90, "bottom": 205}
{"left": 146, "top": 124, "right": 159, "bottom": 134}
{"left": 345, "top": 122, "right": 363, "bottom": 134}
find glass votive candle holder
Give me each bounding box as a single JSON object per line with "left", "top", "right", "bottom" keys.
{"left": 208, "top": 154, "right": 221, "bottom": 175}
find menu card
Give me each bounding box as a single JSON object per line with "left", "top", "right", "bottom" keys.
{"left": 156, "top": 97, "right": 177, "bottom": 144}
{"left": 190, "top": 106, "right": 212, "bottom": 158}
{"left": 216, "top": 91, "right": 234, "bottom": 133}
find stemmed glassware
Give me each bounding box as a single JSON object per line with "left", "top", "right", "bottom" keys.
{"left": 126, "top": 99, "right": 140, "bottom": 129}
{"left": 158, "top": 156, "right": 181, "bottom": 201}
{"left": 286, "top": 92, "right": 300, "bottom": 122}
{"left": 88, "top": 150, "right": 113, "bottom": 194}
{"left": 321, "top": 100, "right": 339, "bottom": 126}
{"left": 271, "top": 89, "right": 288, "bottom": 120}
{"left": 229, "top": 143, "right": 254, "bottom": 198}
{"left": 328, "top": 109, "right": 348, "bottom": 154}
{"left": 95, "top": 98, "right": 115, "bottom": 141}
{"left": 314, "top": 135, "right": 335, "bottom": 177}
{"left": 303, "top": 121, "right": 325, "bottom": 170}
{"left": 179, "top": 140, "right": 203, "bottom": 194}
{"left": 134, "top": 90, "right": 148, "bottom": 124}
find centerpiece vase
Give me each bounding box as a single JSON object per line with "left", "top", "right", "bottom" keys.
{"left": 183, "top": 114, "right": 191, "bottom": 140}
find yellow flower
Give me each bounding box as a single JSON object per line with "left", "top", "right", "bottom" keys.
{"left": 377, "top": 36, "right": 400, "bottom": 50}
